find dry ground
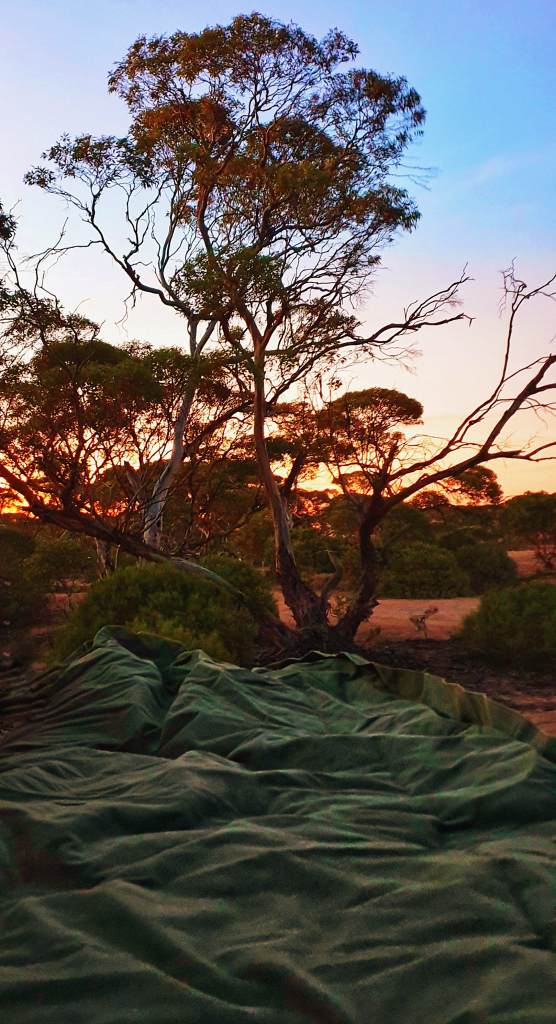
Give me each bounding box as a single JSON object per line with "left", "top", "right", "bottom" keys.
{"left": 2, "top": 549, "right": 554, "bottom": 738}
{"left": 275, "top": 550, "right": 552, "bottom": 642}
{"left": 274, "top": 550, "right": 556, "bottom": 736}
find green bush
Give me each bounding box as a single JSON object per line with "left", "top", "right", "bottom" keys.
{"left": 228, "top": 510, "right": 274, "bottom": 568}
{"left": 0, "top": 525, "right": 36, "bottom": 570}
{"left": 0, "top": 526, "right": 44, "bottom": 626}
{"left": 1, "top": 530, "right": 97, "bottom": 631}
{"left": 461, "top": 583, "right": 556, "bottom": 670}
{"left": 1, "top": 576, "right": 45, "bottom": 627}
{"left": 503, "top": 492, "right": 556, "bottom": 569}
{"left": 330, "top": 537, "right": 362, "bottom": 585}
{"left": 380, "top": 542, "right": 470, "bottom": 598}
{"left": 53, "top": 555, "right": 276, "bottom": 665}
{"left": 440, "top": 526, "right": 491, "bottom": 550}
{"left": 290, "top": 527, "right": 342, "bottom": 574}
{"left": 452, "top": 541, "right": 517, "bottom": 594}
{"left": 377, "top": 504, "right": 433, "bottom": 550}
{"left": 23, "top": 535, "right": 96, "bottom": 591}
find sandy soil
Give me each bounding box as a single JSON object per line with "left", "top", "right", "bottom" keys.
{"left": 509, "top": 549, "right": 545, "bottom": 577}
{"left": 275, "top": 550, "right": 551, "bottom": 643}
{"left": 359, "top": 597, "right": 478, "bottom": 642}
{"left": 273, "top": 590, "right": 479, "bottom": 642}
{"left": 2, "top": 548, "right": 554, "bottom": 738}
{"left": 273, "top": 550, "right": 556, "bottom": 735}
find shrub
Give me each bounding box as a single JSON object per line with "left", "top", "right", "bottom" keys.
{"left": 380, "top": 542, "right": 470, "bottom": 598}
{"left": 1, "top": 576, "right": 45, "bottom": 628}
{"left": 503, "top": 492, "right": 556, "bottom": 570}
{"left": 440, "top": 526, "right": 491, "bottom": 550}
{"left": 377, "top": 504, "right": 433, "bottom": 550}
{"left": 23, "top": 535, "right": 96, "bottom": 591}
{"left": 290, "top": 527, "right": 342, "bottom": 574}
{"left": 53, "top": 555, "right": 276, "bottom": 665}
{"left": 228, "top": 510, "right": 274, "bottom": 568}
{"left": 461, "top": 583, "right": 556, "bottom": 670}
{"left": 1, "top": 531, "right": 97, "bottom": 632}
{"left": 0, "top": 526, "right": 44, "bottom": 626}
{"left": 0, "top": 525, "right": 36, "bottom": 569}
{"left": 330, "top": 537, "right": 362, "bottom": 585}
{"left": 452, "top": 541, "right": 517, "bottom": 594}
{"left": 321, "top": 495, "right": 361, "bottom": 541}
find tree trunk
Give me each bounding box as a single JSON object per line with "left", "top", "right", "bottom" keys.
{"left": 95, "top": 539, "right": 117, "bottom": 577}
{"left": 334, "top": 505, "right": 383, "bottom": 642}
{"left": 0, "top": 459, "right": 291, "bottom": 652}
{"left": 252, "top": 353, "right": 324, "bottom": 629}
{"left": 143, "top": 389, "right": 195, "bottom": 549}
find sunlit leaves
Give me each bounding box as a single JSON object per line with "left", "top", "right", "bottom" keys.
{"left": 27, "top": 11, "right": 424, "bottom": 362}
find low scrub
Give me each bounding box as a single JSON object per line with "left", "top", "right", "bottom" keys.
{"left": 23, "top": 535, "right": 96, "bottom": 590}
{"left": 461, "top": 582, "right": 556, "bottom": 670}
{"left": 1, "top": 528, "right": 97, "bottom": 626}
{"left": 53, "top": 555, "right": 276, "bottom": 665}
{"left": 440, "top": 526, "right": 491, "bottom": 550}
{"left": 380, "top": 542, "right": 470, "bottom": 598}
{"left": 452, "top": 541, "right": 517, "bottom": 594}
{"left": 0, "top": 526, "right": 43, "bottom": 627}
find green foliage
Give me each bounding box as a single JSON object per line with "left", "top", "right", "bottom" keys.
{"left": 229, "top": 510, "right": 274, "bottom": 567}
{"left": 0, "top": 335, "right": 159, "bottom": 508}
{"left": 440, "top": 526, "right": 491, "bottom": 550}
{"left": 380, "top": 542, "right": 470, "bottom": 598}
{"left": 503, "top": 492, "right": 556, "bottom": 569}
{"left": 320, "top": 495, "right": 360, "bottom": 541}
{"left": 452, "top": 541, "right": 517, "bottom": 594}
{"left": 504, "top": 491, "right": 556, "bottom": 533}
{"left": 1, "top": 579, "right": 45, "bottom": 629}
{"left": 0, "top": 525, "right": 36, "bottom": 568}
{"left": 0, "top": 200, "right": 16, "bottom": 242}
{"left": 410, "top": 491, "right": 452, "bottom": 513}
{"left": 441, "top": 466, "right": 502, "bottom": 505}
{"left": 0, "top": 528, "right": 97, "bottom": 629}
{"left": 377, "top": 504, "right": 432, "bottom": 550}
{"left": 53, "top": 556, "right": 276, "bottom": 665}
{"left": 0, "top": 526, "right": 43, "bottom": 625}
{"left": 317, "top": 389, "right": 425, "bottom": 495}
{"left": 461, "top": 583, "right": 556, "bottom": 670}
{"left": 23, "top": 535, "right": 96, "bottom": 591}
{"left": 326, "top": 387, "right": 423, "bottom": 428}
{"left": 290, "top": 527, "right": 340, "bottom": 574}
{"left": 28, "top": 13, "right": 424, "bottom": 331}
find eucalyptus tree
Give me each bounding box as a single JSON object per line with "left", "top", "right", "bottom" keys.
{"left": 26, "top": 12, "right": 460, "bottom": 628}
{"left": 22, "top": 15, "right": 556, "bottom": 645}
{"left": 504, "top": 492, "right": 556, "bottom": 570}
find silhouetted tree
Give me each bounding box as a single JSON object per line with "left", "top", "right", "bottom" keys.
{"left": 299, "top": 267, "right": 556, "bottom": 641}
{"left": 3, "top": 15, "right": 555, "bottom": 651}
{"left": 27, "top": 12, "right": 467, "bottom": 630}
{"left": 504, "top": 491, "right": 556, "bottom": 569}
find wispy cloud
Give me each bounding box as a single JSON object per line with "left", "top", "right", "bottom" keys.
{"left": 464, "top": 144, "right": 556, "bottom": 190}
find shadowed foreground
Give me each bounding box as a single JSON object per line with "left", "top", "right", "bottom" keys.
{"left": 0, "top": 628, "right": 555, "bottom": 1023}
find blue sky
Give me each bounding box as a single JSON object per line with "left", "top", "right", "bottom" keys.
{"left": 1, "top": 0, "right": 555, "bottom": 493}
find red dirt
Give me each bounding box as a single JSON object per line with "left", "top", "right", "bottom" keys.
{"left": 273, "top": 550, "right": 556, "bottom": 736}
{"left": 2, "top": 549, "right": 554, "bottom": 738}
{"left": 275, "top": 549, "right": 553, "bottom": 643}
{"left": 273, "top": 590, "right": 479, "bottom": 641}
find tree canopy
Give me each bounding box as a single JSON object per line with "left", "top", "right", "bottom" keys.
{"left": 0, "top": 13, "right": 554, "bottom": 654}
{"left": 28, "top": 12, "right": 424, "bottom": 355}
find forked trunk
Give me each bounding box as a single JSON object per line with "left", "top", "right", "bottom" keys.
{"left": 95, "top": 539, "right": 118, "bottom": 577}
{"left": 253, "top": 355, "right": 325, "bottom": 630}
{"left": 334, "top": 508, "right": 383, "bottom": 643}
{"left": 143, "top": 390, "right": 195, "bottom": 549}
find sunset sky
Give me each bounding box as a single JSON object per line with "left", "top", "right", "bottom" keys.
{"left": 1, "top": 0, "right": 555, "bottom": 497}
